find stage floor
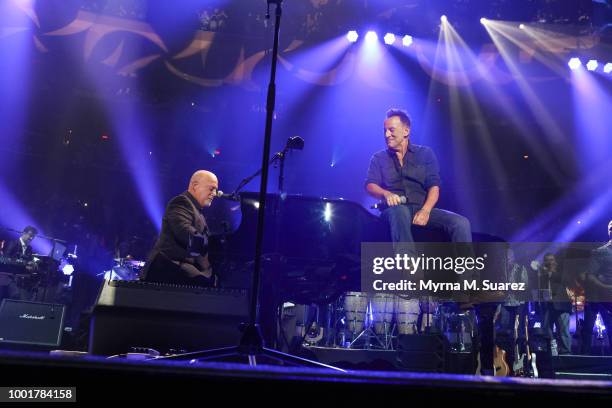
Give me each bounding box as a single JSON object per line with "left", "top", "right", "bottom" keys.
{"left": 1, "top": 350, "right": 611, "bottom": 402}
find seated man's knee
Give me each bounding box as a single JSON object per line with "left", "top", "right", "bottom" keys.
{"left": 453, "top": 214, "right": 471, "bottom": 231}
{"left": 384, "top": 205, "right": 410, "bottom": 220}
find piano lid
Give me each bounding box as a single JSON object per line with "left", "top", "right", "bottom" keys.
{"left": 205, "top": 192, "right": 391, "bottom": 260}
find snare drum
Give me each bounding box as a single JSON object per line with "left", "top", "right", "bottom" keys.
{"left": 394, "top": 297, "right": 420, "bottom": 335}
{"left": 371, "top": 293, "right": 395, "bottom": 335}
{"left": 343, "top": 292, "right": 369, "bottom": 334}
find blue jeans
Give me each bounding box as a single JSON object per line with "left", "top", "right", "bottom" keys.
{"left": 382, "top": 204, "right": 472, "bottom": 243}
{"left": 542, "top": 307, "right": 572, "bottom": 354}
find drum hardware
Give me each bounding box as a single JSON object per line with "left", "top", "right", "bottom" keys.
{"left": 341, "top": 293, "right": 421, "bottom": 350}
{"left": 279, "top": 302, "right": 337, "bottom": 352}
{"left": 294, "top": 293, "right": 478, "bottom": 352}
{"left": 371, "top": 293, "right": 395, "bottom": 349}
{"left": 347, "top": 307, "right": 389, "bottom": 350}
{"left": 105, "top": 257, "right": 145, "bottom": 281}
{"left": 342, "top": 292, "right": 385, "bottom": 349}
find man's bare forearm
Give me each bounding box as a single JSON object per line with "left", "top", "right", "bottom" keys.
{"left": 421, "top": 186, "right": 440, "bottom": 212}
{"left": 366, "top": 183, "right": 390, "bottom": 200}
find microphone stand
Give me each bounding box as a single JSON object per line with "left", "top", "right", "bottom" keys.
{"left": 230, "top": 151, "right": 284, "bottom": 198}
{"left": 231, "top": 136, "right": 304, "bottom": 198}
{"left": 158, "top": 0, "right": 340, "bottom": 370}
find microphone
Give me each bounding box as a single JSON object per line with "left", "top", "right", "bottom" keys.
{"left": 285, "top": 135, "right": 304, "bottom": 150}
{"left": 370, "top": 195, "right": 407, "bottom": 210}
{"left": 215, "top": 190, "right": 240, "bottom": 201}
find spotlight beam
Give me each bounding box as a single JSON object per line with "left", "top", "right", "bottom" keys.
{"left": 482, "top": 21, "right": 569, "bottom": 177}
{"left": 486, "top": 20, "right": 567, "bottom": 77}
{"left": 440, "top": 19, "right": 517, "bottom": 219}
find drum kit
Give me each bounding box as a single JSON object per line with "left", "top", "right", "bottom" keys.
{"left": 104, "top": 257, "right": 145, "bottom": 281}
{"left": 294, "top": 291, "right": 477, "bottom": 351}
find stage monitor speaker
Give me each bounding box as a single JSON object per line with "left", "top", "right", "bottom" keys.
{"left": 88, "top": 279, "right": 249, "bottom": 356}
{"left": 0, "top": 299, "right": 65, "bottom": 349}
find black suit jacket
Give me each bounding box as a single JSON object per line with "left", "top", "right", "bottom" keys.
{"left": 141, "top": 191, "right": 208, "bottom": 283}
{"left": 3, "top": 239, "right": 33, "bottom": 260}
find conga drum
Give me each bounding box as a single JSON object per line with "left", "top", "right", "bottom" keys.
{"left": 371, "top": 293, "right": 395, "bottom": 335}
{"left": 394, "top": 296, "right": 420, "bottom": 335}
{"left": 343, "top": 292, "right": 369, "bottom": 334}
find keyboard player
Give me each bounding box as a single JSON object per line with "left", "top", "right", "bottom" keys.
{"left": 0, "top": 226, "right": 38, "bottom": 303}
{"left": 2, "top": 226, "right": 37, "bottom": 261}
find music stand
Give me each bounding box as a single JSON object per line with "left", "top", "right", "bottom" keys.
{"left": 158, "top": 0, "right": 341, "bottom": 370}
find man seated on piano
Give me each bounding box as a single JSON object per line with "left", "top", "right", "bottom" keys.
{"left": 366, "top": 109, "right": 497, "bottom": 372}
{"left": 365, "top": 109, "right": 472, "bottom": 243}
{"left": 140, "top": 170, "right": 219, "bottom": 287}
{"left": 2, "top": 226, "right": 37, "bottom": 261}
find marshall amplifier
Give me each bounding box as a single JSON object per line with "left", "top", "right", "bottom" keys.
{"left": 0, "top": 300, "right": 65, "bottom": 349}
{"left": 89, "top": 279, "right": 249, "bottom": 356}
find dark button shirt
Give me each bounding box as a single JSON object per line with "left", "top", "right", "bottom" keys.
{"left": 365, "top": 144, "right": 441, "bottom": 205}
{"left": 538, "top": 267, "right": 572, "bottom": 310}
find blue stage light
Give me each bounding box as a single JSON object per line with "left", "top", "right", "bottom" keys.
{"left": 402, "top": 35, "right": 413, "bottom": 47}
{"left": 365, "top": 31, "right": 378, "bottom": 43}
{"left": 586, "top": 60, "right": 598, "bottom": 71}
{"left": 62, "top": 263, "right": 75, "bottom": 276}
{"left": 383, "top": 33, "right": 396, "bottom": 45}
{"left": 568, "top": 58, "right": 582, "bottom": 70}
{"left": 324, "top": 203, "right": 332, "bottom": 222}
{"left": 604, "top": 63, "right": 612, "bottom": 74}
{"left": 346, "top": 30, "right": 358, "bottom": 43}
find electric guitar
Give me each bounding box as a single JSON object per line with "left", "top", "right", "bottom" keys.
{"left": 508, "top": 314, "right": 539, "bottom": 377}
{"left": 494, "top": 346, "right": 510, "bottom": 376}
{"left": 493, "top": 307, "right": 510, "bottom": 376}
{"left": 523, "top": 315, "right": 538, "bottom": 378}
{"left": 512, "top": 314, "right": 525, "bottom": 376}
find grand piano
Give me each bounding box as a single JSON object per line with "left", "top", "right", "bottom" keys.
{"left": 206, "top": 191, "right": 486, "bottom": 299}
{"left": 205, "top": 192, "right": 460, "bottom": 347}
{"left": 206, "top": 192, "right": 392, "bottom": 304}
{"left": 206, "top": 191, "right": 507, "bottom": 304}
